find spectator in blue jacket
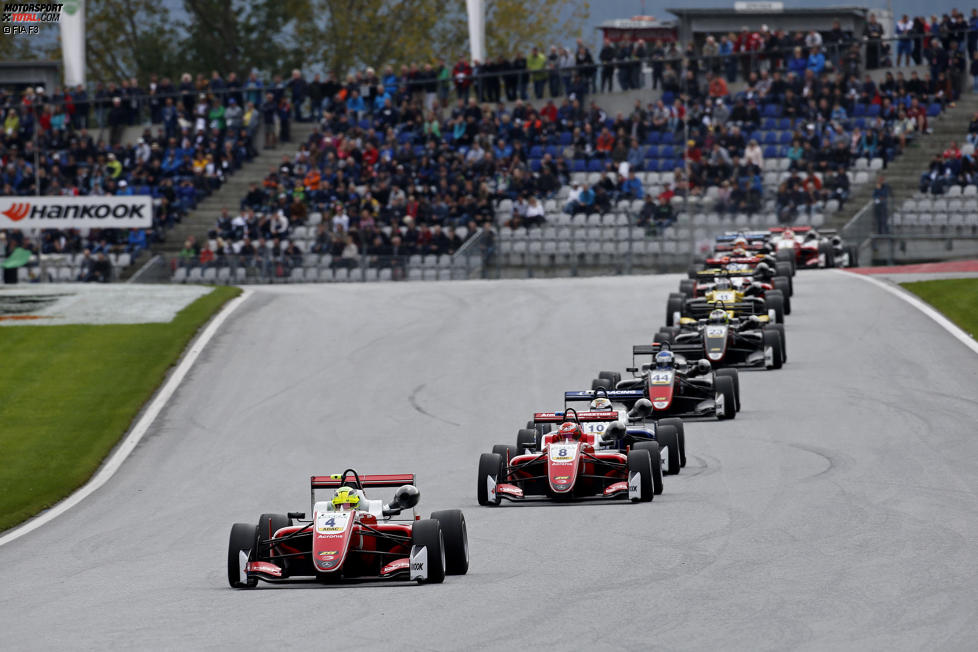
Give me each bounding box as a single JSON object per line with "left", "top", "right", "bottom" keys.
{"left": 807, "top": 46, "right": 826, "bottom": 74}
{"left": 126, "top": 228, "right": 148, "bottom": 254}
{"left": 620, "top": 171, "right": 644, "bottom": 199}
{"left": 788, "top": 47, "right": 808, "bottom": 77}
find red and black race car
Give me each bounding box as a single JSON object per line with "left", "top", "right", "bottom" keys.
{"left": 227, "top": 469, "right": 468, "bottom": 588}
{"left": 477, "top": 409, "right": 662, "bottom": 505}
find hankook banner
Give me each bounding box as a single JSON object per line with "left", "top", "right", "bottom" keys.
{"left": 0, "top": 196, "right": 152, "bottom": 230}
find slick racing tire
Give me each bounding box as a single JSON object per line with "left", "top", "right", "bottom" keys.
{"left": 657, "top": 417, "right": 686, "bottom": 467}
{"left": 715, "top": 368, "right": 741, "bottom": 411}
{"left": 632, "top": 441, "right": 664, "bottom": 495}
{"left": 666, "top": 294, "right": 685, "bottom": 327}
{"left": 776, "top": 248, "right": 796, "bottom": 274}
{"left": 516, "top": 428, "right": 540, "bottom": 453}
{"left": 653, "top": 425, "right": 681, "bottom": 476}
{"left": 598, "top": 371, "right": 621, "bottom": 387}
{"left": 477, "top": 453, "right": 505, "bottom": 506}
{"left": 410, "top": 519, "right": 446, "bottom": 584}
{"left": 654, "top": 330, "right": 673, "bottom": 345}
{"left": 492, "top": 444, "right": 518, "bottom": 462}
{"left": 765, "top": 323, "right": 787, "bottom": 362}
{"left": 679, "top": 279, "right": 696, "bottom": 298}
{"left": 715, "top": 375, "right": 737, "bottom": 420}
{"left": 256, "top": 513, "right": 290, "bottom": 566}
{"left": 847, "top": 245, "right": 859, "bottom": 268}
{"left": 765, "top": 291, "right": 785, "bottom": 324}
{"left": 228, "top": 523, "right": 259, "bottom": 588}
{"left": 591, "top": 377, "right": 611, "bottom": 390}
{"left": 819, "top": 242, "right": 835, "bottom": 268}
{"left": 626, "top": 449, "right": 654, "bottom": 502}
{"left": 687, "top": 263, "right": 704, "bottom": 279}
{"left": 773, "top": 275, "right": 792, "bottom": 307}
{"left": 775, "top": 261, "right": 794, "bottom": 282}
{"left": 762, "top": 329, "right": 784, "bottom": 369}
{"left": 430, "top": 510, "right": 469, "bottom": 575}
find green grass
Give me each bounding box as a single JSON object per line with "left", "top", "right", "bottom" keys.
{"left": 901, "top": 278, "right": 978, "bottom": 341}
{"left": 0, "top": 286, "right": 241, "bottom": 532}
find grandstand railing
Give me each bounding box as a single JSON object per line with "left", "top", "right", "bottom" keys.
{"left": 865, "top": 234, "right": 978, "bottom": 265}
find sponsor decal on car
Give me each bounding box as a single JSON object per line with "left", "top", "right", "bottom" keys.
{"left": 549, "top": 443, "right": 578, "bottom": 462}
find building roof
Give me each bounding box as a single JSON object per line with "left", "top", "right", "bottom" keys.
{"left": 599, "top": 17, "right": 676, "bottom": 30}
{"left": 667, "top": 7, "right": 867, "bottom": 18}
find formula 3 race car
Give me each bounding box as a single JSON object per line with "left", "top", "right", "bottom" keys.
{"left": 587, "top": 345, "right": 740, "bottom": 419}
{"left": 665, "top": 282, "right": 786, "bottom": 326}
{"left": 227, "top": 469, "right": 468, "bottom": 588}
{"left": 477, "top": 409, "right": 662, "bottom": 505}
{"left": 655, "top": 310, "right": 786, "bottom": 370}
{"left": 770, "top": 226, "right": 858, "bottom": 269}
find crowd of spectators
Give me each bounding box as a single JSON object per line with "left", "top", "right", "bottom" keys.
{"left": 919, "top": 137, "right": 978, "bottom": 193}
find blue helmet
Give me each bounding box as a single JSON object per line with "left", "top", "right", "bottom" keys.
{"left": 655, "top": 350, "right": 674, "bottom": 369}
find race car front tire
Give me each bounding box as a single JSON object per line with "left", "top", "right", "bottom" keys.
{"left": 687, "top": 263, "right": 704, "bottom": 279}
{"left": 653, "top": 425, "right": 681, "bottom": 476}
{"left": 819, "top": 242, "right": 835, "bottom": 268}
{"left": 776, "top": 248, "right": 796, "bottom": 274}
{"left": 657, "top": 417, "right": 686, "bottom": 467}
{"left": 773, "top": 275, "right": 792, "bottom": 306}
{"left": 715, "top": 368, "right": 741, "bottom": 411}
{"left": 765, "top": 323, "right": 787, "bottom": 363}
{"left": 765, "top": 291, "right": 785, "bottom": 324}
{"left": 477, "top": 453, "right": 505, "bottom": 506}
{"left": 626, "top": 449, "right": 654, "bottom": 502}
{"left": 715, "top": 376, "right": 737, "bottom": 420}
{"left": 655, "top": 330, "right": 673, "bottom": 345}
{"left": 666, "top": 294, "right": 685, "bottom": 326}
{"left": 679, "top": 279, "right": 695, "bottom": 298}
{"left": 256, "top": 513, "right": 290, "bottom": 567}
{"left": 632, "top": 441, "right": 663, "bottom": 495}
{"left": 228, "top": 523, "right": 259, "bottom": 588}
{"left": 492, "top": 444, "right": 518, "bottom": 463}
{"left": 411, "top": 519, "right": 446, "bottom": 584}
{"left": 775, "top": 261, "right": 794, "bottom": 282}
{"left": 762, "top": 329, "right": 784, "bottom": 369}
{"left": 430, "top": 510, "right": 469, "bottom": 575}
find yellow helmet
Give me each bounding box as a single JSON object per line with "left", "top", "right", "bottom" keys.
{"left": 332, "top": 486, "right": 360, "bottom": 510}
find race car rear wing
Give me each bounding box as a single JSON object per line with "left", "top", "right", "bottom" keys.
{"left": 534, "top": 409, "right": 621, "bottom": 422}
{"left": 310, "top": 474, "right": 416, "bottom": 489}
{"left": 563, "top": 390, "right": 646, "bottom": 403}
{"left": 769, "top": 226, "right": 812, "bottom": 233}
{"left": 715, "top": 232, "right": 768, "bottom": 242}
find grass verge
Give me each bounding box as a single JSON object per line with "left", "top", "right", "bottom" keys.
{"left": 901, "top": 278, "right": 978, "bottom": 341}
{"left": 0, "top": 286, "right": 241, "bottom": 532}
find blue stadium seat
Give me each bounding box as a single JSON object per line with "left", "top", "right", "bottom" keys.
{"left": 545, "top": 145, "right": 562, "bottom": 158}
{"left": 854, "top": 118, "right": 866, "bottom": 129}
{"left": 660, "top": 132, "right": 676, "bottom": 145}
{"left": 763, "top": 132, "right": 779, "bottom": 145}
{"left": 749, "top": 130, "right": 763, "bottom": 143}
{"left": 530, "top": 145, "right": 544, "bottom": 158}
{"left": 763, "top": 145, "right": 778, "bottom": 158}
{"left": 645, "top": 159, "right": 660, "bottom": 172}
{"left": 762, "top": 104, "right": 782, "bottom": 117}
{"left": 646, "top": 131, "right": 661, "bottom": 145}
{"left": 572, "top": 159, "right": 586, "bottom": 172}
{"left": 662, "top": 92, "right": 675, "bottom": 105}
{"left": 359, "top": 119, "right": 371, "bottom": 129}
{"left": 530, "top": 158, "right": 542, "bottom": 172}
{"left": 559, "top": 131, "right": 573, "bottom": 146}
{"left": 777, "top": 118, "right": 791, "bottom": 130}
{"left": 927, "top": 103, "right": 942, "bottom": 117}
{"left": 866, "top": 104, "right": 881, "bottom": 118}
{"left": 853, "top": 104, "right": 867, "bottom": 117}
{"left": 587, "top": 159, "right": 604, "bottom": 172}
{"left": 762, "top": 118, "right": 777, "bottom": 130}
{"left": 645, "top": 146, "right": 658, "bottom": 159}
{"left": 779, "top": 132, "right": 793, "bottom": 145}
{"left": 660, "top": 145, "right": 675, "bottom": 159}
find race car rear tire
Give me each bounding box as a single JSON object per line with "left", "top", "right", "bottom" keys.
{"left": 687, "top": 263, "right": 704, "bottom": 279}
{"left": 410, "top": 519, "right": 446, "bottom": 584}
{"left": 775, "top": 261, "right": 794, "bottom": 282}
{"left": 591, "top": 378, "right": 611, "bottom": 390}
{"left": 819, "top": 242, "right": 835, "bottom": 268}
{"left": 657, "top": 417, "right": 686, "bottom": 467}
{"left": 765, "top": 291, "right": 785, "bottom": 324}
{"left": 773, "top": 275, "right": 792, "bottom": 305}
{"left": 715, "top": 368, "right": 741, "bottom": 412}
{"left": 626, "top": 450, "right": 654, "bottom": 502}
{"left": 430, "top": 510, "right": 469, "bottom": 575}
{"left": 654, "top": 330, "right": 673, "bottom": 345}
{"left": 477, "top": 453, "right": 505, "bottom": 506}
{"left": 598, "top": 371, "right": 621, "bottom": 387}
{"left": 653, "top": 425, "right": 681, "bottom": 476}
{"left": 666, "top": 295, "right": 685, "bottom": 326}
{"left": 765, "top": 323, "right": 787, "bottom": 362}
{"left": 516, "top": 428, "right": 541, "bottom": 453}
{"left": 715, "top": 376, "right": 737, "bottom": 420}
{"left": 492, "top": 444, "right": 517, "bottom": 463}
{"left": 776, "top": 248, "right": 796, "bottom": 274}
{"left": 679, "top": 279, "right": 696, "bottom": 298}
{"left": 632, "top": 441, "right": 664, "bottom": 495}
{"left": 847, "top": 245, "right": 859, "bottom": 268}
{"left": 228, "top": 523, "right": 259, "bottom": 588}
{"left": 762, "top": 329, "right": 784, "bottom": 369}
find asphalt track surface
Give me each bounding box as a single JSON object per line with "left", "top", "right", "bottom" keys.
{"left": 2, "top": 272, "right": 978, "bottom": 650}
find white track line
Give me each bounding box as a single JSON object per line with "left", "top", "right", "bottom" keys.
{"left": 0, "top": 288, "right": 252, "bottom": 548}
{"left": 841, "top": 270, "right": 978, "bottom": 356}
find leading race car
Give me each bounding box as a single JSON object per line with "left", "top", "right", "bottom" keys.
{"left": 654, "top": 309, "right": 786, "bottom": 370}
{"left": 586, "top": 346, "right": 739, "bottom": 420}
{"left": 477, "top": 408, "right": 661, "bottom": 505}
{"left": 227, "top": 469, "right": 468, "bottom": 588}
{"left": 770, "top": 226, "right": 858, "bottom": 269}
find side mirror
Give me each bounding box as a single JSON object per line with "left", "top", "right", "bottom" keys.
{"left": 628, "top": 398, "right": 653, "bottom": 419}
{"left": 383, "top": 484, "right": 420, "bottom": 516}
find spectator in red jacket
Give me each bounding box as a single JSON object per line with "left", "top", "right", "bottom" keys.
{"left": 452, "top": 58, "right": 472, "bottom": 101}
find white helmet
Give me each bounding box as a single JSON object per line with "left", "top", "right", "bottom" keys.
{"left": 589, "top": 397, "right": 613, "bottom": 411}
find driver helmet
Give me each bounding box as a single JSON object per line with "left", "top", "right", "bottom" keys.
{"left": 831, "top": 235, "right": 842, "bottom": 247}
{"left": 733, "top": 236, "right": 748, "bottom": 248}
{"left": 805, "top": 231, "right": 818, "bottom": 241}
{"left": 783, "top": 229, "right": 795, "bottom": 240}
{"left": 715, "top": 277, "right": 733, "bottom": 290}
{"left": 556, "top": 421, "right": 583, "bottom": 441}
{"left": 754, "top": 261, "right": 773, "bottom": 279}
{"left": 332, "top": 486, "right": 360, "bottom": 511}
{"left": 589, "top": 397, "right": 613, "bottom": 412}
{"left": 708, "top": 308, "right": 729, "bottom": 324}
{"left": 655, "top": 350, "right": 675, "bottom": 369}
